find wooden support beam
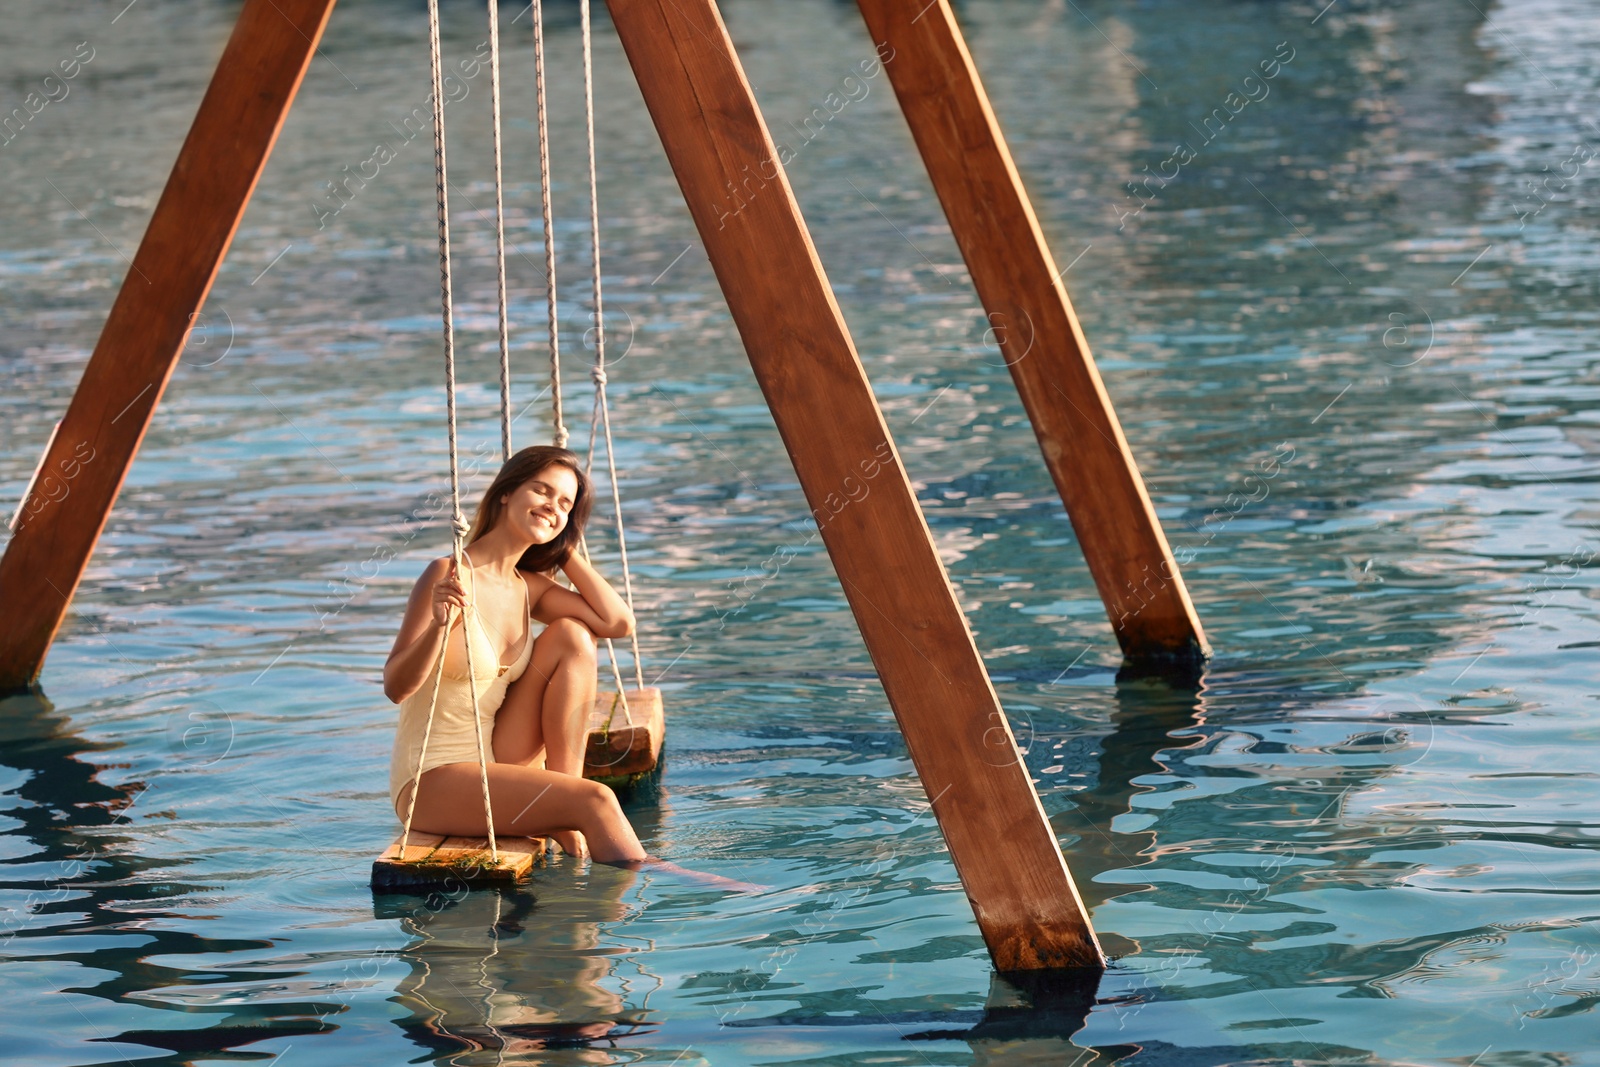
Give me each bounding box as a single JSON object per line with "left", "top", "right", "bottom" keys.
{"left": 605, "top": 0, "right": 1103, "bottom": 971}
{"left": 0, "top": 0, "right": 339, "bottom": 691}
{"left": 855, "top": 0, "right": 1208, "bottom": 666}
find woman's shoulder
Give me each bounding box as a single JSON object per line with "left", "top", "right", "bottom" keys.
{"left": 518, "top": 567, "right": 558, "bottom": 601}
{"left": 416, "top": 555, "right": 455, "bottom": 583}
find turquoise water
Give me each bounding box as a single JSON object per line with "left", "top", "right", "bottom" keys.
{"left": 4, "top": 0, "right": 1600, "bottom": 1062}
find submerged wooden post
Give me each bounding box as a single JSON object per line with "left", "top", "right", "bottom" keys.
{"left": 856, "top": 0, "right": 1208, "bottom": 667}
{"left": 0, "top": 0, "right": 339, "bottom": 691}
{"left": 606, "top": 0, "right": 1104, "bottom": 971}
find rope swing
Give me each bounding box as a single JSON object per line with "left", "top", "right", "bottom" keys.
{"left": 533, "top": 0, "right": 646, "bottom": 722}
{"left": 400, "top": 0, "right": 652, "bottom": 865}
{"left": 400, "top": 0, "right": 500, "bottom": 864}
{"left": 532, "top": 0, "right": 567, "bottom": 451}
{"left": 487, "top": 0, "right": 513, "bottom": 462}
{"left": 580, "top": 0, "right": 646, "bottom": 709}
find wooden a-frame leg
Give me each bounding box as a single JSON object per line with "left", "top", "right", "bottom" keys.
{"left": 605, "top": 0, "right": 1105, "bottom": 971}
{"left": 0, "top": 0, "right": 340, "bottom": 691}
{"left": 856, "top": 0, "right": 1209, "bottom": 667}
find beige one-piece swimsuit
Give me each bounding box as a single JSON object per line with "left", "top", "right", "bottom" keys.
{"left": 389, "top": 566, "right": 535, "bottom": 820}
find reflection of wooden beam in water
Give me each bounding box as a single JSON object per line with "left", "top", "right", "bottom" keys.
{"left": 1049, "top": 673, "right": 1206, "bottom": 956}
{"left": 0, "top": 690, "right": 130, "bottom": 836}
{"left": 0, "top": 691, "right": 154, "bottom": 947}
{"left": 724, "top": 968, "right": 1105, "bottom": 1059}
{"left": 0, "top": 691, "right": 335, "bottom": 1058}
{"left": 929, "top": 969, "right": 1102, "bottom": 1063}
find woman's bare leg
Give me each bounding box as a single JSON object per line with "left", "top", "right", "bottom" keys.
{"left": 401, "top": 764, "right": 766, "bottom": 892}
{"left": 490, "top": 667, "right": 546, "bottom": 769}
{"left": 493, "top": 618, "right": 598, "bottom": 769}
{"left": 533, "top": 617, "right": 597, "bottom": 775}
{"left": 493, "top": 618, "right": 598, "bottom": 856}
{"left": 405, "top": 762, "right": 645, "bottom": 863}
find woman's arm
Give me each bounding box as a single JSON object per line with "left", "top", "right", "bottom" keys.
{"left": 528, "top": 550, "right": 635, "bottom": 638}
{"left": 383, "top": 557, "right": 466, "bottom": 704}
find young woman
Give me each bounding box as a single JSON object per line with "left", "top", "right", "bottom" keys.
{"left": 384, "top": 445, "right": 642, "bottom": 863}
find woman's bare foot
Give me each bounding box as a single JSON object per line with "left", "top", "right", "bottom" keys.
{"left": 605, "top": 856, "right": 766, "bottom": 893}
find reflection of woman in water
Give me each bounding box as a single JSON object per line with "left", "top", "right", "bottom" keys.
{"left": 383, "top": 864, "right": 660, "bottom": 1057}
{"left": 385, "top": 445, "right": 643, "bottom": 862}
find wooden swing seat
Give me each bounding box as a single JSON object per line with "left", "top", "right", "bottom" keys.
{"left": 584, "top": 686, "right": 664, "bottom": 787}
{"left": 372, "top": 832, "right": 546, "bottom": 891}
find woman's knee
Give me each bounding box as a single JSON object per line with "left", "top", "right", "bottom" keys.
{"left": 542, "top": 616, "right": 597, "bottom": 657}
{"left": 525, "top": 777, "right": 614, "bottom": 834}
{"left": 574, "top": 777, "right": 620, "bottom": 818}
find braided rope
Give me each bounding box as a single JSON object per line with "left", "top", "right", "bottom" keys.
{"left": 458, "top": 548, "right": 500, "bottom": 855}
{"left": 578, "top": 532, "right": 634, "bottom": 726}
{"left": 398, "top": 598, "right": 455, "bottom": 860}
{"left": 581, "top": 0, "right": 647, "bottom": 699}
{"left": 402, "top": 0, "right": 498, "bottom": 863}
{"left": 532, "top": 0, "right": 567, "bottom": 449}
{"left": 487, "top": 0, "right": 513, "bottom": 461}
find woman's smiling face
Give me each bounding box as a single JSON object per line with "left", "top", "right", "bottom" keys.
{"left": 500, "top": 463, "right": 579, "bottom": 543}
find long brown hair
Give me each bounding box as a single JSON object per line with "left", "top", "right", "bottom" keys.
{"left": 466, "top": 446, "right": 594, "bottom": 574}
